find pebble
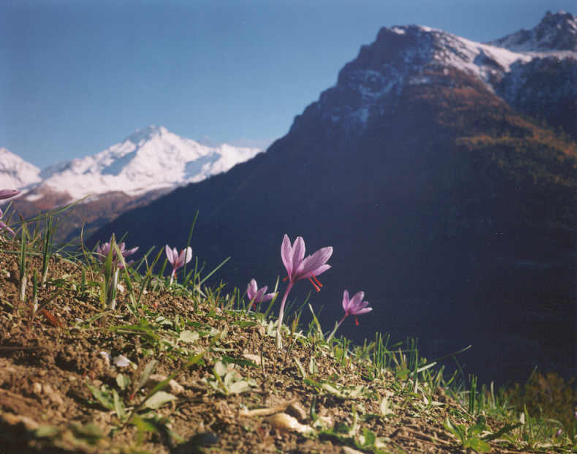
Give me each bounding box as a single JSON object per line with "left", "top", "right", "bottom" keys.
{"left": 342, "top": 447, "right": 365, "bottom": 454}
{"left": 268, "top": 413, "right": 312, "bottom": 434}
{"left": 32, "top": 382, "right": 42, "bottom": 395}
{"left": 43, "top": 384, "right": 64, "bottom": 406}
{"left": 287, "top": 401, "right": 307, "bottom": 422}
{"left": 146, "top": 374, "right": 185, "bottom": 395}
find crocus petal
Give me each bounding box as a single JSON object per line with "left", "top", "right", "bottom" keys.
{"left": 341, "top": 290, "right": 351, "bottom": 312}
{"left": 0, "top": 220, "right": 15, "bottom": 236}
{"left": 291, "top": 237, "right": 306, "bottom": 271}
{"left": 123, "top": 246, "right": 139, "bottom": 257}
{"left": 349, "top": 291, "right": 365, "bottom": 309}
{"left": 310, "top": 264, "right": 331, "bottom": 277}
{"left": 246, "top": 279, "right": 275, "bottom": 304}
{"left": 247, "top": 279, "right": 258, "bottom": 300}
{"left": 165, "top": 245, "right": 175, "bottom": 264}
{"left": 254, "top": 288, "right": 266, "bottom": 301}
{"left": 353, "top": 307, "right": 373, "bottom": 315}
{"left": 296, "top": 246, "right": 333, "bottom": 280}
{"left": 281, "top": 234, "right": 294, "bottom": 277}
{"left": 0, "top": 189, "right": 20, "bottom": 200}
{"left": 179, "top": 247, "right": 192, "bottom": 265}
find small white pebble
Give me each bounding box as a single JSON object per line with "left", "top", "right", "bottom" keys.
{"left": 32, "top": 382, "right": 42, "bottom": 395}
{"left": 99, "top": 351, "right": 111, "bottom": 366}
{"left": 114, "top": 355, "right": 131, "bottom": 368}
{"left": 268, "top": 413, "right": 312, "bottom": 434}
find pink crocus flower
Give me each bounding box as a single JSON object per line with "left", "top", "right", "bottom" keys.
{"left": 276, "top": 234, "right": 332, "bottom": 348}
{"left": 95, "top": 239, "right": 139, "bottom": 269}
{"left": 0, "top": 189, "right": 20, "bottom": 236}
{"left": 327, "top": 290, "right": 373, "bottom": 342}
{"left": 246, "top": 279, "right": 276, "bottom": 309}
{"left": 165, "top": 245, "right": 192, "bottom": 284}
{"left": 0, "top": 189, "right": 20, "bottom": 200}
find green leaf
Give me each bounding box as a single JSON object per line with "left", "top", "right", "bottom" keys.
{"left": 481, "top": 423, "right": 522, "bottom": 442}
{"left": 228, "top": 380, "right": 251, "bottom": 394}
{"left": 213, "top": 360, "right": 228, "bottom": 377}
{"left": 144, "top": 391, "right": 177, "bottom": 409}
{"left": 233, "top": 320, "right": 258, "bottom": 328}
{"left": 113, "top": 389, "right": 125, "bottom": 419}
{"left": 69, "top": 423, "right": 104, "bottom": 445}
{"left": 137, "top": 359, "right": 158, "bottom": 390}
{"left": 34, "top": 425, "right": 60, "bottom": 438}
{"left": 294, "top": 358, "right": 307, "bottom": 378}
{"left": 309, "top": 356, "right": 318, "bottom": 375}
{"left": 362, "top": 428, "right": 376, "bottom": 446}
{"left": 85, "top": 384, "right": 114, "bottom": 410}
{"left": 466, "top": 437, "right": 491, "bottom": 453}
{"left": 178, "top": 330, "right": 199, "bottom": 343}
{"left": 130, "top": 415, "right": 159, "bottom": 433}
{"left": 379, "top": 397, "right": 394, "bottom": 416}
{"left": 116, "top": 374, "right": 130, "bottom": 390}
{"left": 395, "top": 368, "right": 410, "bottom": 380}
{"left": 220, "top": 355, "right": 258, "bottom": 368}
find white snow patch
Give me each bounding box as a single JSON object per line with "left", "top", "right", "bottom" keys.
{"left": 26, "top": 126, "right": 263, "bottom": 202}
{"left": 0, "top": 148, "right": 41, "bottom": 190}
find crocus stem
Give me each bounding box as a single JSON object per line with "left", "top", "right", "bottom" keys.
{"left": 275, "top": 281, "right": 294, "bottom": 349}
{"left": 326, "top": 313, "right": 348, "bottom": 343}
{"left": 169, "top": 271, "right": 174, "bottom": 286}
{"left": 109, "top": 268, "right": 119, "bottom": 310}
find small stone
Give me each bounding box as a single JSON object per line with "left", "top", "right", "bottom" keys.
{"left": 146, "top": 374, "right": 185, "bottom": 395}
{"left": 43, "top": 384, "right": 64, "bottom": 406}
{"left": 286, "top": 402, "right": 307, "bottom": 422}
{"left": 2, "top": 413, "right": 39, "bottom": 431}
{"left": 242, "top": 353, "right": 263, "bottom": 365}
{"left": 268, "top": 413, "right": 312, "bottom": 434}
{"left": 32, "top": 382, "right": 42, "bottom": 395}
{"left": 342, "top": 447, "right": 365, "bottom": 454}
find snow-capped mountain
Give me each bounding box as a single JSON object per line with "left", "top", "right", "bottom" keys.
{"left": 489, "top": 10, "right": 577, "bottom": 52}
{"left": 0, "top": 148, "right": 41, "bottom": 190}
{"left": 1, "top": 126, "right": 264, "bottom": 244}
{"left": 292, "top": 11, "right": 576, "bottom": 134}
{"left": 22, "top": 125, "right": 262, "bottom": 203}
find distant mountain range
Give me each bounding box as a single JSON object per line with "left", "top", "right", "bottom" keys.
{"left": 1, "top": 126, "right": 263, "bottom": 241}
{"left": 90, "top": 11, "right": 577, "bottom": 384}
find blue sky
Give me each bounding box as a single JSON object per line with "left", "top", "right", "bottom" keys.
{"left": 1, "top": 0, "right": 576, "bottom": 169}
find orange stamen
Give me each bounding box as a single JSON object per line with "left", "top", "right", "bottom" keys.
{"left": 308, "top": 273, "right": 322, "bottom": 292}
{"left": 355, "top": 316, "right": 359, "bottom": 326}
{"left": 311, "top": 273, "right": 323, "bottom": 288}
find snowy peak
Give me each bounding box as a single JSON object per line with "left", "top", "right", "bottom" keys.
{"left": 0, "top": 148, "right": 41, "bottom": 190}
{"left": 294, "top": 12, "right": 576, "bottom": 133}
{"left": 304, "top": 25, "right": 528, "bottom": 130}
{"left": 20, "top": 126, "right": 263, "bottom": 203}
{"left": 125, "top": 125, "right": 168, "bottom": 145}
{"left": 490, "top": 11, "right": 577, "bottom": 52}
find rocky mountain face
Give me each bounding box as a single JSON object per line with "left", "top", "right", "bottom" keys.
{"left": 490, "top": 10, "right": 577, "bottom": 51}
{"left": 91, "top": 12, "right": 576, "bottom": 385}
{"left": 2, "top": 126, "right": 262, "bottom": 243}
